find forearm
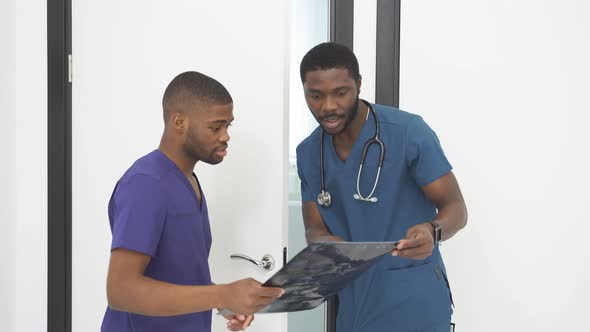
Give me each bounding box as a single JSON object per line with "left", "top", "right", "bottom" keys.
{"left": 433, "top": 200, "right": 467, "bottom": 241}
{"left": 305, "top": 227, "right": 343, "bottom": 244}
{"left": 302, "top": 202, "right": 344, "bottom": 244}
{"left": 108, "top": 275, "right": 226, "bottom": 316}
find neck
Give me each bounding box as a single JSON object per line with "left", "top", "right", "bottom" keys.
{"left": 333, "top": 100, "right": 369, "bottom": 147}
{"left": 158, "top": 134, "right": 197, "bottom": 177}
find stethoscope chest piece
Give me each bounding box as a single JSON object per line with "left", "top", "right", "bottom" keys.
{"left": 317, "top": 190, "right": 332, "bottom": 207}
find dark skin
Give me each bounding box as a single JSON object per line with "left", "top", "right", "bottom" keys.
{"left": 302, "top": 68, "right": 467, "bottom": 259}
{"left": 106, "top": 99, "right": 283, "bottom": 331}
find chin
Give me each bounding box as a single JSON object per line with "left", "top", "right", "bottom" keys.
{"left": 204, "top": 157, "right": 224, "bottom": 165}
{"left": 321, "top": 125, "right": 345, "bottom": 136}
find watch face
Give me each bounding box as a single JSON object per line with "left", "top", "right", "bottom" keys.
{"left": 430, "top": 222, "right": 441, "bottom": 243}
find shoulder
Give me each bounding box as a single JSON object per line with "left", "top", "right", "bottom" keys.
{"left": 296, "top": 126, "right": 321, "bottom": 156}
{"left": 372, "top": 103, "right": 422, "bottom": 129}
{"left": 114, "top": 150, "right": 177, "bottom": 202}
{"left": 119, "top": 150, "right": 174, "bottom": 184}
{"left": 372, "top": 103, "right": 436, "bottom": 140}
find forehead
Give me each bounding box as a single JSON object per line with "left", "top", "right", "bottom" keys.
{"left": 303, "top": 68, "right": 356, "bottom": 90}
{"left": 186, "top": 102, "right": 233, "bottom": 121}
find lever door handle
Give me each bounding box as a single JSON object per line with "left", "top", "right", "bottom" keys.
{"left": 230, "top": 253, "right": 275, "bottom": 271}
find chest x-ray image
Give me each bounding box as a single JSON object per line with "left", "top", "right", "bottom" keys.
{"left": 258, "top": 241, "right": 398, "bottom": 313}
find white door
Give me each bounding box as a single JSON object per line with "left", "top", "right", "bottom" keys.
{"left": 72, "top": 1, "right": 291, "bottom": 331}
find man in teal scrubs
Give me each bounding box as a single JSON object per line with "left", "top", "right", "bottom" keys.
{"left": 296, "top": 43, "right": 468, "bottom": 331}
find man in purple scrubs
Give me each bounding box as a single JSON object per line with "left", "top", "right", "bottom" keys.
{"left": 101, "top": 71, "right": 283, "bottom": 332}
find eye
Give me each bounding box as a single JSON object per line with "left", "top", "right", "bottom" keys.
{"left": 210, "top": 127, "right": 222, "bottom": 132}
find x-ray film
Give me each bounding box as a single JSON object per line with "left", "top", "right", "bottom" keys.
{"left": 258, "top": 241, "right": 398, "bottom": 313}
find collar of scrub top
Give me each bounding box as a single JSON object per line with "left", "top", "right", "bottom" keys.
{"left": 317, "top": 99, "right": 385, "bottom": 208}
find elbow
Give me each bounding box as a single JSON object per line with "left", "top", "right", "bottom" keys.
{"left": 106, "top": 281, "right": 125, "bottom": 312}
{"left": 460, "top": 202, "right": 468, "bottom": 230}
{"left": 106, "top": 274, "right": 139, "bottom": 313}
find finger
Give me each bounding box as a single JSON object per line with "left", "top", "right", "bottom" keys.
{"left": 397, "top": 233, "right": 431, "bottom": 249}
{"left": 226, "top": 320, "right": 240, "bottom": 331}
{"left": 258, "top": 286, "right": 284, "bottom": 298}
{"left": 227, "top": 317, "right": 246, "bottom": 329}
{"left": 396, "top": 238, "right": 421, "bottom": 250}
{"left": 405, "top": 223, "right": 426, "bottom": 237}
{"left": 241, "top": 315, "right": 254, "bottom": 329}
{"left": 397, "top": 245, "right": 433, "bottom": 259}
{"left": 226, "top": 323, "right": 241, "bottom": 332}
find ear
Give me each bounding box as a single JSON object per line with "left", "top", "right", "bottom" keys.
{"left": 171, "top": 112, "right": 187, "bottom": 134}
{"left": 355, "top": 74, "right": 362, "bottom": 93}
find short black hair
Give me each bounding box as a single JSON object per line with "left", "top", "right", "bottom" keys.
{"left": 162, "top": 71, "right": 232, "bottom": 121}
{"left": 299, "top": 42, "right": 361, "bottom": 83}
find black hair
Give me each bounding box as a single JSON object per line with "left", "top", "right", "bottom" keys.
{"left": 299, "top": 42, "right": 361, "bottom": 83}
{"left": 162, "top": 71, "right": 232, "bottom": 121}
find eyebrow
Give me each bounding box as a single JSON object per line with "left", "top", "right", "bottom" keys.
{"left": 306, "top": 86, "right": 350, "bottom": 93}
{"left": 208, "top": 118, "right": 234, "bottom": 125}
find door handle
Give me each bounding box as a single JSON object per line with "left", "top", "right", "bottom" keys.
{"left": 230, "top": 253, "right": 275, "bottom": 271}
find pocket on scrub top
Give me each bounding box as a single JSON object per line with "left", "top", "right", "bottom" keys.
{"left": 435, "top": 265, "right": 454, "bottom": 308}
{"left": 353, "top": 262, "right": 453, "bottom": 330}
{"left": 380, "top": 262, "right": 453, "bottom": 313}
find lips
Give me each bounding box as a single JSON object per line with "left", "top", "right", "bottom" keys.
{"left": 321, "top": 115, "right": 343, "bottom": 130}
{"left": 215, "top": 146, "right": 228, "bottom": 158}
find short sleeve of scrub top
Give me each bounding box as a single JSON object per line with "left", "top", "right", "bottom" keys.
{"left": 405, "top": 115, "right": 452, "bottom": 186}
{"left": 297, "top": 149, "right": 316, "bottom": 203}
{"left": 109, "top": 174, "right": 167, "bottom": 258}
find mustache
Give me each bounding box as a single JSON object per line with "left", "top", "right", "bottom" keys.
{"left": 318, "top": 113, "right": 345, "bottom": 122}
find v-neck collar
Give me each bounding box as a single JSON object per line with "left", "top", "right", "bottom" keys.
{"left": 189, "top": 173, "right": 205, "bottom": 211}
{"left": 155, "top": 149, "right": 205, "bottom": 212}
{"left": 325, "top": 103, "right": 375, "bottom": 167}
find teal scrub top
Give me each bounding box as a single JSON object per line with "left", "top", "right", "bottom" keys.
{"left": 296, "top": 103, "right": 454, "bottom": 331}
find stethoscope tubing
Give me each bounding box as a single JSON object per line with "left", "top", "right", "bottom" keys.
{"left": 318, "top": 100, "right": 384, "bottom": 207}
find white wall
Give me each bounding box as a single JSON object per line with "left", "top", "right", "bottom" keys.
{"left": 353, "top": 0, "right": 377, "bottom": 103}
{"left": 15, "top": 0, "right": 49, "bottom": 330}
{"left": 0, "top": 0, "right": 17, "bottom": 330}
{"left": 400, "top": 1, "right": 590, "bottom": 330}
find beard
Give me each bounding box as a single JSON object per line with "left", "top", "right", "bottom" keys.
{"left": 340, "top": 95, "right": 360, "bottom": 133}
{"left": 182, "top": 129, "right": 223, "bottom": 165}
{"left": 313, "top": 95, "right": 360, "bottom": 135}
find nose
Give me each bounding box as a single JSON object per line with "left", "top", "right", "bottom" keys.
{"left": 321, "top": 95, "right": 338, "bottom": 114}
{"left": 220, "top": 128, "right": 230, "bottom": 143}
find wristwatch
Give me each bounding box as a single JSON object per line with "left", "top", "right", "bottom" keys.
{"left": 429, "top": 221, "right": 442, "bottom": 245}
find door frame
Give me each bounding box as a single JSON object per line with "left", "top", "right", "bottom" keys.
{"left": 47, "top": 0, "right": 72, "bottom": 331}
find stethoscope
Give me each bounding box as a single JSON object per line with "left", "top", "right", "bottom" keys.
{"left": 317, "top": 101, "right": 385, "bottom": 208}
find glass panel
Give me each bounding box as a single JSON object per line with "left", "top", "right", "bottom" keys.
{"left": 288, "top": 0, "right": 328, "bottom": 331}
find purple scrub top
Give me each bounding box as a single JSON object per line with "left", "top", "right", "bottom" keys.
{"left": 101, "top": 149, "right": 213, "bottom": 332}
